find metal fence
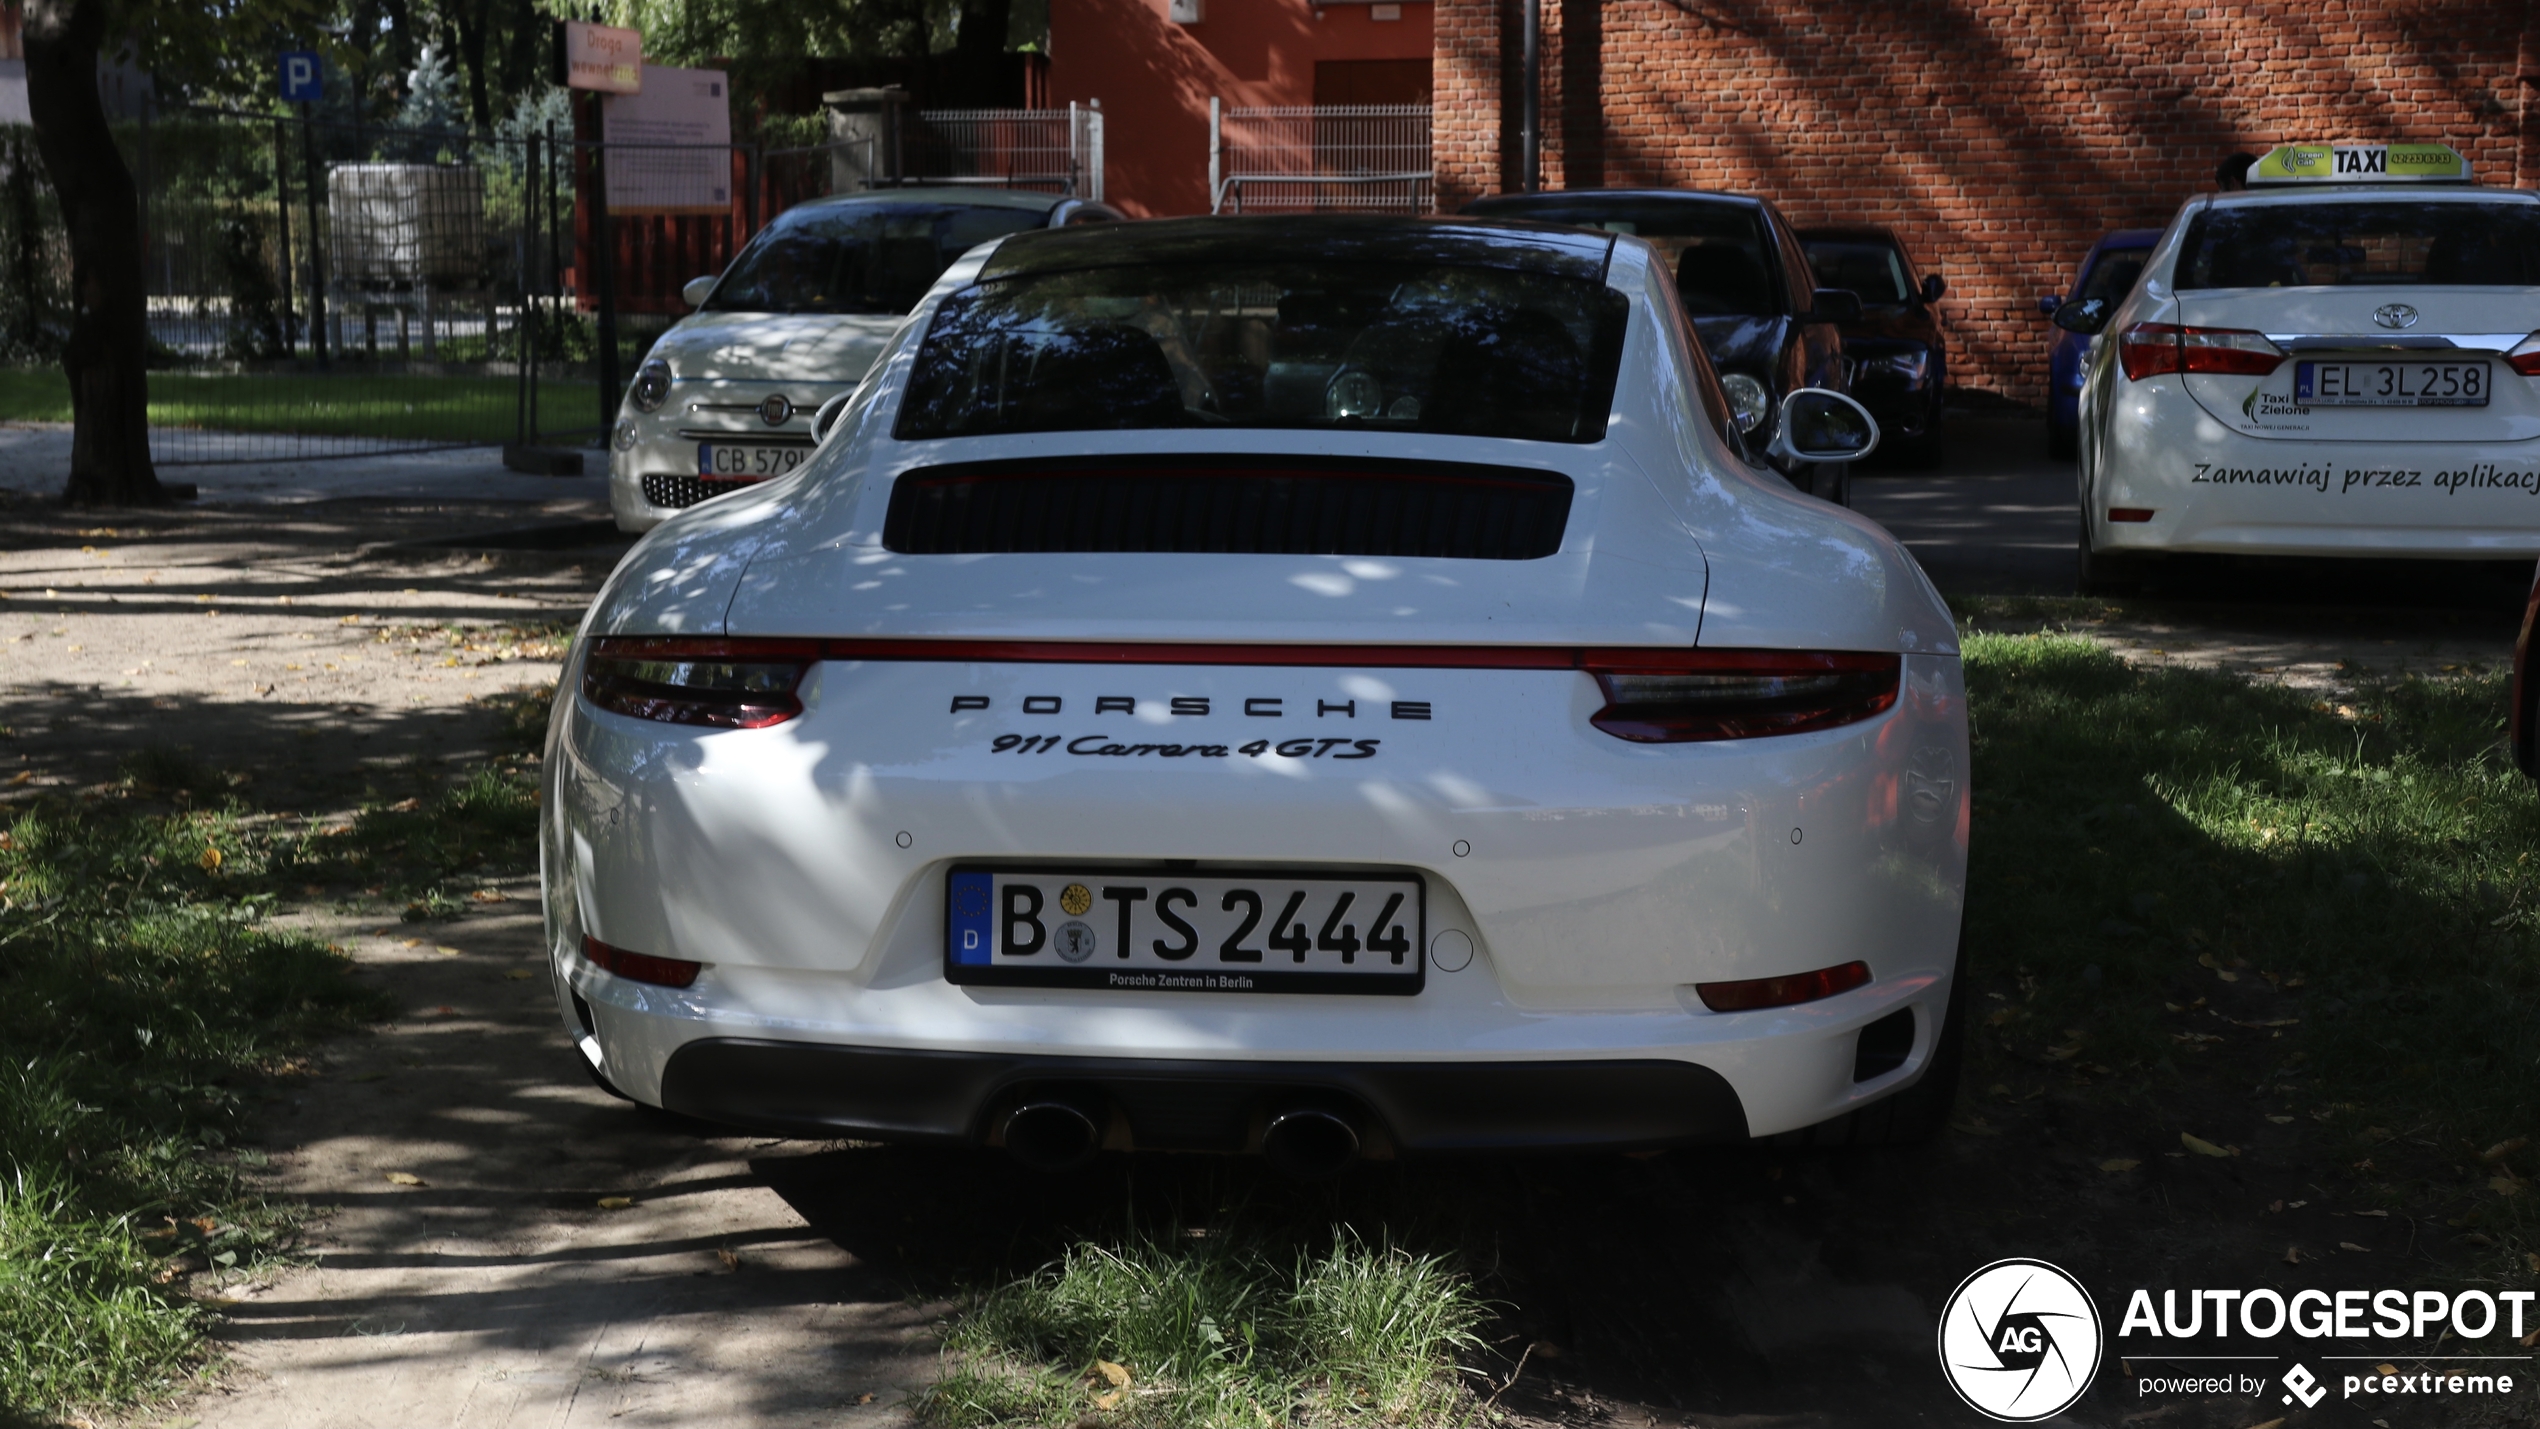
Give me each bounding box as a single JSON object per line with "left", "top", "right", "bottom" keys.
{"left": 1209, "top": 103, "right": 1432, "bottom": 215}
{"left": 0, "top": 102, "right": 1107, "bottom": 472}
{"left": 0, "top": 106, "right": 593, "bottom": 467}
{"left": 904, "top": 106, "right": 1104, "bottom": 198}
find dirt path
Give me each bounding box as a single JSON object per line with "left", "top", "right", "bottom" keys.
{"left": 4, "top": 486, "right": 2520, "bottom": 1429}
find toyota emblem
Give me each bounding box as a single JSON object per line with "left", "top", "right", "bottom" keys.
{"left": 2372, "top": 303, "right": 2420, "bottom": 330}
{"left": 757, "top": 393, "right": 794, "bottom": 425}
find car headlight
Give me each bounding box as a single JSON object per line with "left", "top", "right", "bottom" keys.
{"left": 628, "top": 359, "right": 672, "bottom": 414}
{"left": 1869, "top": 349, "right": 1930, "bottom": 386}
{"left": 1720, "top": 373, "right": 1771, "bottom": 434}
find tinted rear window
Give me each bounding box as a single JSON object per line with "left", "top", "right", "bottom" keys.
{"left": 1800, "top": 240, "right": 1910, "bottom": 304}
{"left": 704, "top": 202, "right": 1047, "bottom": 316}
{"left": 2176, "top": 202, "right": 2540, "bottom": 289}
{"left": 2078, "top": 251, "right": 2149, "bottom": 304}
{"left": 894, "top": 261, "right": 1630, "bottom": 444}
{"left": 1471, "top": 199, "right": 1779, "bottom": 317}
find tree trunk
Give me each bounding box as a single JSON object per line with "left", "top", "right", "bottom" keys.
{"left": 450, "top": 0, "right": 493, "bottom": 133}
{"left": 23, "top": 0, "right": 164, "bottom": 505}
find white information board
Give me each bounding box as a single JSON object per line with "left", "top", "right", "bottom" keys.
{"left": 602, "top": 65, "right": 732, "bottom": 214}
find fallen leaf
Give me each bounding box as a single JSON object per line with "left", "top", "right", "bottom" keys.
{"left": 2267, "top": 1115, "right": 2295, "bottom": 1124}
{"left": 2341, "top": 1242, "right": 2371, "bottom": 1253}
{"left": 2181, "top": 1133, "right": 2232, "bottom": 1158}
{"left": 2099, "top": 1158, "right": 2140, "bottom": 1173}
{"left": 2284, "top": 1246, "right": 2303, "bottom": 1264}
{"left": 1094, "top": 1360, "right": 1131, "bottom": 1388}
{"left": 503, "top": 969, "right": 532, "bottom": 981}
{"left": 2044, "top": 1042, "right": 2082, "bottom": 1060}
{"left": 2462, "top": 1232, "right": 2497, "bottom": 1247}
{"left": 2215, "top": 968, "right": 2239, "bottom": 982}
{"left": 7, "top": 771, "right": 30, "bottom": 787}
{"left": 857, "top": 1393, "right": 874, "bottom": 1404}
{"left": 384, "top": 1172, "right": 424, "bottom": 1186}
{"left": 469, "top": 889, "right": 508, "bottom": 903}
{"left": 2490, "top": 1175, "right": 2524, "bottom": 1197}
{"left": 437, "top": 946, "right": 461, "bottom": 957}
{"left": 2481, "top": 1137, "right": 2529, "bottom": 1163}
{"left": 716, "top": 1248, "right": 739, "bottom": 1270}
{"left": 1091, "top": 1390, "right": 1122, "bottom": 1411}
{"left": 2268, "top": 1200, "right": 2284, "bottom": 1213}
{"left": 2353, "top": 1208, "right": 2388, "bottom": 1218}
{"left": 597, "top": 1196, "right": 633, "bottom": 1210}
{"left": 2248, "top": 1419, "right": 2285, "bottom": 1429}
{"left": 2377, "top": 1363, "right": 2398, "bottom": 1375}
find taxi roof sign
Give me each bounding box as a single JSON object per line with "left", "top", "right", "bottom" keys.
{"left": 2248, "top": 142, "right": 2469, "bottom": 185}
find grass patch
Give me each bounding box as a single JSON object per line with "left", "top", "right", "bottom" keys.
{"left": 0, "top": 685, "right": 552, "bottom": 1419}
{"left": 1960, "top": 631, "right": 2540, "bottom": 1260}
{"left": 0, "top": 368, "right": 597, "bottom": 443}
{"left": 921, "top": 1227, "right": 1491, "bottom": 1427}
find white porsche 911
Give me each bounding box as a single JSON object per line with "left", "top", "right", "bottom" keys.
{"left": 546, "top": 216, "right": 1970, "bottom": 1174}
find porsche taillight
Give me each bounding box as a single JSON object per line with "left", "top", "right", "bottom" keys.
{"left": 2118, "top": 322, "right": 2285, "bottom": 381}
{"left": 581, "top": 637, "right": 817, "bottom": 729}
{"left": 1585, "top": 650, "right": 1901, "bottom": 743}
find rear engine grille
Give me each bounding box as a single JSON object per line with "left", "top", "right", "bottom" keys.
{"left": 882, "top": 454, "right": 1575, "bottom": 559}
{"left": 642, "top": 472, "right": 765, "bottom": 510}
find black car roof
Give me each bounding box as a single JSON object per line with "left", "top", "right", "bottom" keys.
{"left": 1471, "top": 188, "right": 1769, "bottom": 212}
{"left": 977, "top": 214, "right": 1617, "bottom": 285}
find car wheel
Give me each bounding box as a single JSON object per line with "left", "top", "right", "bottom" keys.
{"left": 2076, "top": 513, "right": 2143, "bottom": 596}
{"left": 1770, "top": 931, "right": 1966, "bottom": 1148}
{"left": 2046, "top": 418, "right": 2077, "bottom": 460}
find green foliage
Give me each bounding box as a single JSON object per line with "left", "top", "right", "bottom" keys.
{"left": 0, "top": 369, "right": 598, "bottom": 440}
{"left": 923, "top": 1227, "right": 1490, "bottom": 1427}
{"left": 0, "top": 798, "right": 388, "bottom": 1416}
{"left": 1958, "top": 630, "right": 2540, "bottom": 1206}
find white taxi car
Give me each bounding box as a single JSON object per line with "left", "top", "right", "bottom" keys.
{"left": 608, "top": 188, "right": 1119, "bottom": 532}
{"left": 548, "top": 216, "right": 1968, "bottom": 1174}
{"left": 2064, "top": 143, "right": 2540, "bottom": 591}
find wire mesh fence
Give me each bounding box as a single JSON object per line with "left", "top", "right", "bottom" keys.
{"left": 903, "top": 106, "right": 1103, "bottom": 198}
{"left": 0, "top": 102, "right": 1108, "bottom": 475}
{"left": 1210, "top": 103, "right": 1432, "bottom": 215}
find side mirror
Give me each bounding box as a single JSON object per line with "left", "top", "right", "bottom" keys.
{"left": 1767, "top": 387, "right": 1880, "bottom": 466}
{"left": 1806, "top": 288, "right": 1862, "bottom": 325}
{"left": 680, "top": 274, "right": 718, "bottom": 310}
{"left": 2037, "top": 293, "right": 2063, "bottom": 315}
{"left": 2052, "top": 297, "right": 2113, "bottom": 335}
{"left": 1921, "top": 273, "right": 1946, "bottom": 304}
{"left": 810, "top": 390, "right": 855, "bottom": 445}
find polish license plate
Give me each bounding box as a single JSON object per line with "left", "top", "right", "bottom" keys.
{"left": 2293, "top": 360, "right": 2490, "bottom": 407}
{"left": 945, "top": 866, "right": 1425, "bottom": 995}
{"left": 696, "top": 443, "right": 808, "bottom": 477}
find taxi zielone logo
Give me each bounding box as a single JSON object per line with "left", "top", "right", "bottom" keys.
{"left": 1939, "top": 1259, "right": 2104, "bottom": 1421}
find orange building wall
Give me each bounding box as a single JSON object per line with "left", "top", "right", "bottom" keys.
{"left": 1049, "top": 0, "right": 1434, "bottom": 217}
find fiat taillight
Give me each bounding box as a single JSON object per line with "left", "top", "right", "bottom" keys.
{"left": 1586, "top": 650, "right": 1901, "bottom": 743}
{"left": 581, "top": 637, "right": 817, "bottom": 729}
{"left": 2118, "top": 323, "right": 2285, "bottom": 381}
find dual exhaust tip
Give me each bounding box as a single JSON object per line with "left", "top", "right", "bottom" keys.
{"left": 1000, "top": 1092, "right": 1361, "bottom": 1178}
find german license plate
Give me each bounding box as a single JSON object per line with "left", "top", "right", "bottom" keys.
{"left": 2294, "top": 360, "right": 2490, "bottom": 407}
{"left": 945, "top": 866, "right": 1425, "bottom": 995}
{"left": 696, "top": 443, "right": 807, "bottom": 477}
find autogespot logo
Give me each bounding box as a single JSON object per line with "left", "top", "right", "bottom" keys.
{"left": 1939, "top": 1259, "right": 2104, "bottom": 1421}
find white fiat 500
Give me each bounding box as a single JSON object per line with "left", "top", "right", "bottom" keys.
{"left": 548, "top": 216, "right": 1969, "bottom": 1174}
{"left": 608, "top": 187, "right": 1119, "bottom": 533}
{"left": 2066, "top": 142, "right": 2540, "bottom": 591}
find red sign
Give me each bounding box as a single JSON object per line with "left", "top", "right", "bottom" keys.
{"left": 563, "top": 21, "right": 641, "bottom": 94}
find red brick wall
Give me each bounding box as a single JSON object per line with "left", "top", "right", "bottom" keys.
{"left": 1436, "top": 0, "right": 2537, "bottom": 404}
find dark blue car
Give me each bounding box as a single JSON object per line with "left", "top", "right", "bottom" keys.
{"left": 2041, "top": 229, "right": 2160, "bottom": 458}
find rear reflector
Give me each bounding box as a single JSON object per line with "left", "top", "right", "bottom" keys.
{"left": 1586, "top": 650, "right": 1900, "bottom": 743}
{"left": 582, "top": 935, "right": 703, "bottom": 989}
{"left": 2107, "top": 507, "right": 2156, "bottom": 523}
{"left": 2118, "top": 322, "right": 2284, "bottom": 381}
{"left": 582, "top": 638, "right": 817, "bottom": 729}
{"left": 1695, "top": 960, "right": 1871, "bottom": 1013}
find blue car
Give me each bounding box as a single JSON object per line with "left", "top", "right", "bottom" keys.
{"left": 2041, "top": 228, "right": 2160, "bottom": 458}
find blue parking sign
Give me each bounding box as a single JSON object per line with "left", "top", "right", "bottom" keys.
{"left": 279, "top": 51, "right": 322, "bottom": 103}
